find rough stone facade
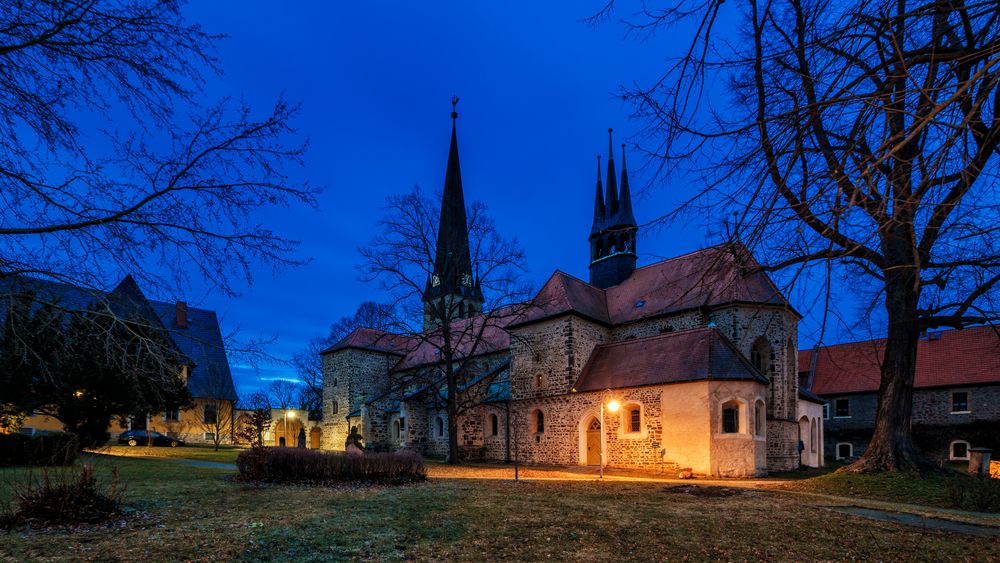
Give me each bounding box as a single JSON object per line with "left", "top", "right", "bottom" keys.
{"left": 320, "top": 347, "right": 400, "bottom": 451}
{"left": 823, "top": 384, "right": 1000, "bottom": 462}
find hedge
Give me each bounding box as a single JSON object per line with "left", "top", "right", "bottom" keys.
{"left": 236, "top": 447, "right": 426, "bottom": 485}
{"left": 0, "top": 433, "right": 79, "bottom": 466}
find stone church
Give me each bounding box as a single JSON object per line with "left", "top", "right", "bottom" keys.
{"left": 320, "top": 111, "right": 825, "bottom": 477}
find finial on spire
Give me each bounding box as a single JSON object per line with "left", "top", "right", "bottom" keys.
{"left": 608, "top": 128, "right": 614, "bottom": 160}
{"left": 621, "top": 143, "right": 627, "bottom": 168}
{"left": 451, "top": 95, "right": 459, "bottom": 120}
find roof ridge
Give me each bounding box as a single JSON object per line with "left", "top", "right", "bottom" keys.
{"left": 630, "top": 242, "right": 733, "bottom": 273}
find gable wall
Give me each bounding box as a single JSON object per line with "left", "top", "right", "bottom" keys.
{"left": 321, "top": 348, "right": 399, "bottom": 450}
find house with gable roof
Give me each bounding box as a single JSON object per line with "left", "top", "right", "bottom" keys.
{"left": 5, "top": 275, "right": 238, "bottom": 445}
{"left": 803, "top": 326, "right": 1000, "bottom": 464}
{"left": 320, "top": 112, "right": 824, "bottom": 477}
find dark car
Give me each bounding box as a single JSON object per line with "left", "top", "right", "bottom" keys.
{"left": 118, "top": 430, "right": 184, "bottom": 448}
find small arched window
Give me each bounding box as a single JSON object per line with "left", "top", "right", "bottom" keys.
{"left": 392, "top": 419, "right": 401, "bottom": 441}
{"left": 836, "top": 442, "right": 853, "bottom": 460}
{"left": 331, "top": 400, "right": 338, "bottom": 415}
{"left": 435, "top": 416, "right": 445, "bottom": 438}
{"left": 722, "top": 401, "right": 740, "bottom": 434}
{"left": 810, "top": 419, "right": 818, "bottom": 453}
{"left": 950, "top": 440, "right": 970, "bottom": 460}
{"left": 535, "top": 374, "right": 544, "bottom": 388}
{"left": 750, "top": 337, "right": 774, "bottom": 377}
{"left": 754, "top": 400, "right": 766, "bottom": 437}
{"left": 489, "top": 414, "right": 499, "bottom": 436}
{"left": 534, "top": 410, "right": 545, "bottom": 433}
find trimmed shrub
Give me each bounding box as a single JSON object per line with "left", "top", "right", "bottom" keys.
{"left": 0, "top": 433, "right": 78, "bottom": 466}
{"left": 236, "top": 447, "right": 426, "bottom": 485}
{"left": 947, "top": 475, "right": 1000, "bottom": 513}
{"left": 1, "top": 464, "right": 123, "bottom": 529}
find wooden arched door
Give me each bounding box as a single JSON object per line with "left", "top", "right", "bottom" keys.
{"left": 586, "top": 418, "right": 601, "bottom": 465}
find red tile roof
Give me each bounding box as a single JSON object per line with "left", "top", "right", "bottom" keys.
{"left": 320, "top": 328, "right": 413, "bottom": 356}
{"left": 512, "top": 244, "right": 792, "bottom": 328}
{"left": 392, "top": 313, "right": 512, "bottom": 371}
{"left": 803, "top": 326, "right": 1000, "bottom": 394}
{"left": 572, "top": 327, "right": 768, "bottom": 392}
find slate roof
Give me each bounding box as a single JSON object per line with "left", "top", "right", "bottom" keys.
{"left": 0, "top": 275, "right": 236, "bottom": 402}
{"left": 802, "top": 326, "right": 1000, "bottom": 395}
{"left": 512, "top": 244, "right": 793, "bottom": 328}
{"left": 572, "top": 327, "right": 769, "bottom": 393}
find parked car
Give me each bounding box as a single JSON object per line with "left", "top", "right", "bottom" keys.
{"left": 118, "top": 430, "right": 184, "bottom": 448}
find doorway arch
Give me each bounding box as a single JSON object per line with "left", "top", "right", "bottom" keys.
{"left": 310, "top": 427, "right": 322, "bottom": 449}
{"left": 577, "top": 414, "right": 602, "bottom": 466}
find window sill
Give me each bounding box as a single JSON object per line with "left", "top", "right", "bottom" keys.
{"left": 833, "top": 416, "right": 852, "bottom": 419}
{"left": 715, "top": 432, "right": 752, "bottom": 440}
{"left": 950, "top": 457, "right": 970, "bottom": 462}
{"left": 950, "top": 411, "right": 971, "bottom": 415}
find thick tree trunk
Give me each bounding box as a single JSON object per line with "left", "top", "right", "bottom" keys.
{"left": 842, "top": 268, "right": 935, "bottom": 473}
{"left": 446, "top": 369, "right": 460, "bottom": 465}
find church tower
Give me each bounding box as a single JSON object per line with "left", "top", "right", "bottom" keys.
{"left": 423, "top": 99, "right": 484, "bottom": 329}
{"left": 588, "top": 129, "right": 638, "bottom": 288}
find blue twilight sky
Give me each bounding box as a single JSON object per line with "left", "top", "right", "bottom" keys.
{"left": 155, "top": 2, "right": 845, "bottom": 396}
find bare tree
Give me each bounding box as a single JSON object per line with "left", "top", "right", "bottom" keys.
{"left": 359, "top": 187, "right": 531, "bottom": 464}
{"left": 197, "top": 375, "right": 238, "bottom": 451}
{"left": 292, "top": 301, "right": 394, "bottom": 410}
{"left": 597, "top": 0, "right": 1000, "bottom": 471}
{"left": 235, "top": 392, "right": 272, "bottom": 449}
{"left": 0, "top": 1, "right": 316, "bottom": 387}
{"left": 267, "top": 380, "right": 301, "bottom": 411}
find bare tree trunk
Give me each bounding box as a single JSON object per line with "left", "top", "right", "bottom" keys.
{"left": 446, "top": 368, "right": 460, "bottom": 465}
{"left": 845, "top": 266, "right": 932, "bottom": 472}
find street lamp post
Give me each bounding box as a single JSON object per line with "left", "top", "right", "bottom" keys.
{"left": 286, "top": 410, "right": 296, "bottom": 447}
{"left": 600, "top": 397, "right": 620, "bottom": 479}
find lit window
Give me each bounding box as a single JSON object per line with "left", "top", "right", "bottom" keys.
{"left": 951, "top": 440, "right": 970, "bottom": 460}
{"left": 722, "top": 404, "right": 739, "bottom": 434}
{"left": 628, "top": 408, "right": 641, "bottom": 433}
{"left": 834, "top": 398, "right": 850, "bottom": 418}
{"left": 951, "top": 392, "right": 969, "bottom": 413}
{"left": 535, "top": 374, "right": 544, "bottom": 388}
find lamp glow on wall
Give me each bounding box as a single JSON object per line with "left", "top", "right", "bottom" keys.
{"left": 600, "top": 396, "right": 621, "bottom": 479}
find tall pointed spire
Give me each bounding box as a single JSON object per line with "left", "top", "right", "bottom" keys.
{"left": 618, "top": 143, "right": 636, "bottom": 225}
{"left": 591, "top": 155, "right": 605, "bottom": 233}
{"left": 604, "top": 128, "right": 619, "bottom": 214}
{"left": 423, "top": 97, "right": 483, "bottom": 327}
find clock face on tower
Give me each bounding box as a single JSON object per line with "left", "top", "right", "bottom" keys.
{"left": 462, "top": 274, "right": 472, "bottom": 287}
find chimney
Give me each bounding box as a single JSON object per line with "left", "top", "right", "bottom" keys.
{"left": 175, "top": 301, "right": 188, "bottom": 328}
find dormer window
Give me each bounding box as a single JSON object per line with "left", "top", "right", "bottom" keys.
{"left": 431, "top": 274, "right": 441, "bottom": 287}
{"left": 635, "top": 300, "right": 646, "bottom": 308}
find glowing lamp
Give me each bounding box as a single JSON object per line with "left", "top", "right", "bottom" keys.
{"left": 607, "top": 399, "right": 621, "bottom": 413}
{"left": 287, "top": 411, "right": 296, "bottom": 418}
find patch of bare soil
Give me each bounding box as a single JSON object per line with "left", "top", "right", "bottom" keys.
{"left": 662, "top": 485, "right": 747, "bottom": 498}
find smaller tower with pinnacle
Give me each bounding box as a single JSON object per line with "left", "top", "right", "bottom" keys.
{"left": 422, "top": 98, "right": 484, "bottom": 329}
{"left": 588, "top": 129, "right": 638, "bottom": 288}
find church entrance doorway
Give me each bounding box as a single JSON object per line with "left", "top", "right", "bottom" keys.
{"left": 586, "top": 418, "right": 601, "bottom": 465}
{"left": 310, "top": 427, "right": 322, "bottom": 449}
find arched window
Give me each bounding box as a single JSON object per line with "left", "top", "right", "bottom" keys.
{"left": 435, "top": 416, "right": 445, "bottom": 438}
{"left": 754, "top": 400, "right": 766, "bottom": 437}
{"left": 810, "top": 419, "right": 818, "bottom": 453}
{"left": 950, "top": 440, "right": 971, "bottom": 460}
{"left": 392, "top": 419, "right": 401, "bottom": 441}
{"left": 721, "top": 401, "right": 740, "bottom": 433}
{"left": 490, "top": 414, "right": 499, "bottom": 436}
{"left": 621, "top": 404, "right": 642, "bottom": 434}
{"left": 533, "top": 410, "right": 545, "bottom": 433}
{"left": 750, "top": 337, "right": 774, "bottom": 377}
{"left": 535, "top": 374, "right": 544, "bottom": 388}
{"left": 331, "top": 400, "right": 338, "bottom": 414}
{"left": 836, "top": 442, "right": 853, "bottom": 460}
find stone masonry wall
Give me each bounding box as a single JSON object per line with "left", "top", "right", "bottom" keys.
{"left": 320, "top": 348, "right": 400, "bottom": 451}
{"left": 509, "top": 316, "right": 609, "bottom": 401}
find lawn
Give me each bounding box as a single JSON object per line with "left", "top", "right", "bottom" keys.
{"left": 1, "top": 455, "right": 995, "bottom": 561}
{"left": 89, "top": 443, "right": 244, "bottom": 464}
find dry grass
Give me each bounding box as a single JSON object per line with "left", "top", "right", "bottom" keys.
{"left": 1, "top": 454, "right": 995, "bottom": 560}
{"left": 91, "top": 444, "right": 243, "bottom": 464}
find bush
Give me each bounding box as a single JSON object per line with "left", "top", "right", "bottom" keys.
{"left": 0, "top": 464, "right": 123, "bottom": 529}
{"left": 0, "top": 433, "right": 78, "bottom": 466}
{"left": 946, "top": 475, "right": 1000, "bottom": 513}
{"left": 236, "top": 447, "right": 426, "bottom": 485}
